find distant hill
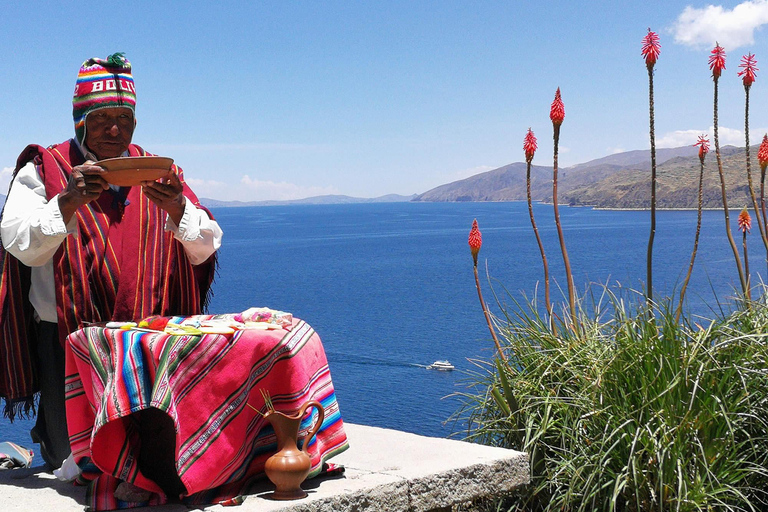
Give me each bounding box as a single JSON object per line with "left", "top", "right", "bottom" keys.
{"left": 567, "top": 146, "right": 698, "bottom": 171}
{"left": 414, "top": 145, "right": 760, "bottom": 209}
{"left": 201, "top": 193, "right": 416, "bottom": 208}
{"left": 562, "top": 145, "right": 752, "bottom": 209}
{"left": 413, "top": 161, "right": 632, "bottom": 203}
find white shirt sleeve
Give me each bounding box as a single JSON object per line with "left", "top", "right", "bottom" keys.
{"left": 1, "top": 162, "right": 222, "bottom": 268}
{"left": 0, "top": 162, "right": 77, "bottom": 267}
{"left": 164, "top": 199, "right": 223, "bottom": 265}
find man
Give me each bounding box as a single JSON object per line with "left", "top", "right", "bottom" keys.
{"left": 0, "top": 53, "right": 222, "bottom": 471}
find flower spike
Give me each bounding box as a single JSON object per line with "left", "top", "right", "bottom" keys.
{"left": 641, "top": 28, "right": 661, "bottom": 68}
{"left": 694, "top": 135, "right": 710, "bottom": 162}
{"left": 709, "top": 43, "right": 726, "bottom": 79}
{"left": 739, "top": 208, "right": 752, "bottom": 233}
{"left": 468, "top": 219, "right": 482, "bottom": 266}
{"left": 738, "top": 53, "right": 758, "bottom": 87}
{"left": 759, "top": 134, "right": 768, "bottom": 170}
{"left": 550, "top": 88, "right": 565, "bottom": 126}
{"left": 524, "top": 128, "right": 537, "bottom": 163}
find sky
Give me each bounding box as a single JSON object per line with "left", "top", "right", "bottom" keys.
{"left": 3, "top": 1, "right": 768, "bottom": 202}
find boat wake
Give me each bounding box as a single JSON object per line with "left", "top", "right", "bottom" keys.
{"left": 327, "top": 353, "right": 455, "bottom": 371}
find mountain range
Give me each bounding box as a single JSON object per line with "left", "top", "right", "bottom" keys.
{"left": 201, "top": 144, "right": 761, "bottom": 210}
{"left": 200, "top": 193, "right": 416, "bottom": 208}
{"left": 413, "top": 144, "right": 763, "bottom": 209}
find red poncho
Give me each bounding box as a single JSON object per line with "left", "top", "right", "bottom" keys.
{"left": 0, "top": 139, "right": 216, "bottom": 418}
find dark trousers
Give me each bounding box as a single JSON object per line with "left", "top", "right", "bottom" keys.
{"left": 30, "top": 321, "right": 71, "bottom": 468}
{"left": 136, "top": 408, "right": 186, "bottom": 498}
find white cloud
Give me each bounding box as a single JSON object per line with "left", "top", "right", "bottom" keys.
{"left": 608, "top": 147, "right": 626, "bottom": 155}
{"left": 239, "top": 175, "right": 338, "bottom": 201}
{"left": 0, "top": 167, "right": 13, "bottom": 196}
{"left": 657, "top": 126, "right": 744, "bottom": 147}
{"left": 657, "top": 129, "right": 709, "bottom": 147}
{"left": 671, "top": 1, "right": 768, "bottom": 49}
{"left": 719, "top": 126, "right": 748, "bottom": 145}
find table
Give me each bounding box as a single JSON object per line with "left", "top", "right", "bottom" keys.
{"left": 64, "top": 312, "right": 349, "bottom": 510}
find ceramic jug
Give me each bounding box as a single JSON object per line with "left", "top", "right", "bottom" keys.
{"left": 263, "top": 400, "right": 325, "bottom": 500}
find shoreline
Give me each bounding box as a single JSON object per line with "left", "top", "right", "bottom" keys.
{"left": 526, "top": 200, "right": 745, "bottom": 212}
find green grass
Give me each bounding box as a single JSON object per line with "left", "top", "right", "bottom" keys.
{"left": 454, "top": 288, "right": 768, "bottom": 511}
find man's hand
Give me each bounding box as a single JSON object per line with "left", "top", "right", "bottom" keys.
{"left": 142, "top": 172, "right": 186, "bottom": 226}
{"left": 58, "top": 163, "right": 110, "bottom": 223}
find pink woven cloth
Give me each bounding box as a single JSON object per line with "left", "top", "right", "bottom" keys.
{"left": 64, "top": 314, "right": 348, "bottom": 510}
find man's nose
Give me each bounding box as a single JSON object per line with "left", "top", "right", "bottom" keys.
{"left": 108, "top": 124, "right": 120, "bottom": 136}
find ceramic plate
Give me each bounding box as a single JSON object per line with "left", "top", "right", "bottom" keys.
{"left": 94, "top": 156, "right": 173, "bottom": 187}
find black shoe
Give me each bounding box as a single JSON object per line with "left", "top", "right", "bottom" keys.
{"left": 30, "top": 426, "right": 58, "bottom": 470}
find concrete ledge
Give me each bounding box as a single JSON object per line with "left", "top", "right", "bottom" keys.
{"left": 0, "top": 423, "right": 528, "bottom": 511}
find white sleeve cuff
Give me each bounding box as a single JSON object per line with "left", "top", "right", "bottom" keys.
{"left": 41, "top": 194, "right": 78, "bottom": 236}
{"left": 165, "top": 200, "right": 222, "bottom": 265}
{"left": 166, "top": 199, "right": 200, "bottom": 242}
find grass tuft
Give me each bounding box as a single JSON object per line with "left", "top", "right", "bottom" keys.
{"left": 453, "top": 285, "right": 768, "bottom": 511}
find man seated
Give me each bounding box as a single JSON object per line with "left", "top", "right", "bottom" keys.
{"left": 0, "top": 52, "right": 222, "bottom": 490}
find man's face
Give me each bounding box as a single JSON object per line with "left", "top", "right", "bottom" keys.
{"left": 84, "top": 107, "right": 135, "bottom": 159}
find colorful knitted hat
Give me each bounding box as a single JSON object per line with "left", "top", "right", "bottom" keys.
{"left": 72, "top": 53, "right": 136, "bottom": 145}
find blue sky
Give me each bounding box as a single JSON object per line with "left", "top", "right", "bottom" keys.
{"left": 3, "top": 1, "right": 768, "bottom": 202}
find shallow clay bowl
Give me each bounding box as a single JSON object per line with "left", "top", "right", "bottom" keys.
{"left": 94, "top": 156, "right": 173, "bottom": 187}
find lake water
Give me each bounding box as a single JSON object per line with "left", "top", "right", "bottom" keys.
{"left": 2, "top": 202, "right": 763, "bottom": 461}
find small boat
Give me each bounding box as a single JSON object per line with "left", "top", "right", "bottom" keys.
{"left": 427, "top": 360, "right": 455, "bottom": 371}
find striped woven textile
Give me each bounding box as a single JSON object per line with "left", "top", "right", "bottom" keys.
{"left": 65, "top": 314, "right": 349, "bottom": 511}
{"left": 1, "top": 140, "right": 215, "bottom": 419}
{"left": 0, "top": 441, "right": 33, "bottom": 469}
{"left": 72, "top": 54, "right": 136, "bottom": 145}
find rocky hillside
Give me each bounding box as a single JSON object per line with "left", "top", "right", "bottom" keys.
{"left": 563, "top": 146, "right": 755, "bottom": 209}
{"left": 414, "top": 145, "right": 765, "bottom": 209}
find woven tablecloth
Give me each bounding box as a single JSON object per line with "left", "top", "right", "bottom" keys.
{"left": 64, "top": 313, "right": 348, "bottom": 510}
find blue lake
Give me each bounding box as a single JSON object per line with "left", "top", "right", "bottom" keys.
{"left": 2, "top": 202, "right": 763, "bottom": 459}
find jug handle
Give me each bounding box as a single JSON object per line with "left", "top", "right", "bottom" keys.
{"left": 298, "top": 400, "right": 325, "bottom": 455}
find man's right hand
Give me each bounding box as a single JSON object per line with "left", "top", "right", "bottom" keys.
{"left": 58, "top": 163, "right": 110, "bottom": 223}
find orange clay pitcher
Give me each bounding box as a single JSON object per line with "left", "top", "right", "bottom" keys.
{"left": 263, "top": 400, "right": 325, "bottom": 500}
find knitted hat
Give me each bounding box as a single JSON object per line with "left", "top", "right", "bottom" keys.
{"left": 72, "top": 53, "right": 136, "bottom": 145}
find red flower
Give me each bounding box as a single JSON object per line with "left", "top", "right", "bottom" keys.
{"left": 468, "top": 219, "right": 482, "bottom": 265}
{"left": 738, "top": 208, "right": 752, "bottom": 233}
{"left": 550, "top": 88, "right": 565, "bottom": 127}
{"left": 709, "top": 43, "right": 726, "bottom": 79}
{"left": 758, "top": 134, "right": 768, "bottom": 170}
{"left": 694, "top": 135, "right": 710, "bottom": 161}
{"left": 524, "top": 128, "right": 537, "bottom": 163}
{"left": 641, "top": 28, "right": 661, "bottom": 67}
{"left": 738, "top": 53, "right": 758, "bottom": 87}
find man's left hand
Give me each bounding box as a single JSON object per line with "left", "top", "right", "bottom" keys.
{"left": 142, "top": 172, "right": 186, "bottom": 226}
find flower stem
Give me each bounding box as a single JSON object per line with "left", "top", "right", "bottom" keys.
{"left": 743, "top": 86, "right": 768, "bottom": 271}
{"left": 552, "top": 125, "right": 576, "bottom": 321}
{"left": 714, "top": 78, "right": 748, "bottom": 295}
{"left": 473, "top": 264, "right": 507, "bottom": 361}
{"left": 527, "top": 161, "right": 551, "bottom": 318}
{"left": 646, "top": 65, "right": 657, "bottom": 306}
{"left": 762, "top": 166, "right": 768, "bottom": 276}
{"left": 676, "top": 157, "right": 704, "bottom": 323}
{"left": 743, "top": 231, "right": 751, "bottom": 300}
